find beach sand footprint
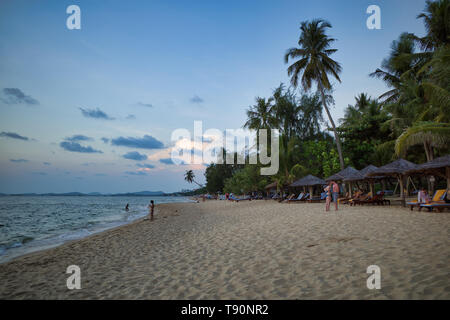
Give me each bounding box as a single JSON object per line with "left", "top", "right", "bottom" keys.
{"left": 307, "top": 236, "right": 369, "bottom": 248}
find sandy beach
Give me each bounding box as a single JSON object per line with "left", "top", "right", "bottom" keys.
{"left": 0, "top": 200, "right": 449, "bottom": 299}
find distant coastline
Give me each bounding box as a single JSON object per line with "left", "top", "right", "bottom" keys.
{"left": 0, "top": 191, "right": 192, "bottom": 197}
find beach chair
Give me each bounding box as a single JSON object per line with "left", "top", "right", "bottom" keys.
{"left": 350, "top": 192, "right": 371, "bottom": 206}
{"left": 419, "top": 202, "right": 450, "bottom": 212}
{"left": 287, "top": 193, "right": 304, "bottom": 203}
{"left": 299, "top": 193, "right": 310, "bottom": 201}
{"left": 407, "top": 189, "right": 446, "bottom": 211}
{"left": 307, "top": 192, "right": 327, "bottom": 203}
{"left": 346, "top": 191, "right": 363, "bottom": 206}
{"left": 283, "top": 194, "right": 296, "bottom": 202}
{"left": 337, "top": 192, "right": 350, "bottom": 205}
{"left": 361, "top": 192, "right": 385, "bottom": 205}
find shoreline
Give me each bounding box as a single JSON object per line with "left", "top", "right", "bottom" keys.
{"left": 0, "top": 201, "right": 449, "bottom": 299}
{"left": 0, "top": 198, "right": 195, "bottom": 265}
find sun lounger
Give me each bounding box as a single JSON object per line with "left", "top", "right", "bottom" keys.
{"left": 287, "top": 193, "right": 303, "bottom": 202}
{"left": 350, "top": 193, "right": 371, "bottom": 206}
{"left": 307, "top": 192, "right": 327, "bottom": 203}
{"left": 419, "top": 202, "right": 450, "bottom": 212}
{"left": 407, "top": 189, "right": 446, "bottom": 211}
{"left": 287, "top": 193, "right": 309, "bottom": 203}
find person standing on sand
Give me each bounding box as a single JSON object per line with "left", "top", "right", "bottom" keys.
{"left": 331, "top": 181, "right": 339, "bottom": 211}
{"left": 324, "top": 183, "right": 332, "bottom": 212}
{"left": 148, "top": 200, "right": 154, "bottom": 220}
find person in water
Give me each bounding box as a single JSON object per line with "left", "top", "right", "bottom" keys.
{"left": 148, "top": 200, "right": 154, "bottom": 220}
{"left": 125, "top": 203, "right": 129, "bottom": 211}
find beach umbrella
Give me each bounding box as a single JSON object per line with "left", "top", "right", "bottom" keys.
{"left": 290, "top": 175, "right": 326, "bottom": 199}
{"left": 405, "top": 154, "right": 450, "bottom": 189}
{"left": 343, "top": 165, "right": 381, "bottom": 195}
{"left": 367, "top": 158, "right": 418, "bottom": 206}
{"left": 265, "top": 181, "right": 278, "bottom": 197}
{"left": 325, "top": 166, "right": 360, "bottom": 182}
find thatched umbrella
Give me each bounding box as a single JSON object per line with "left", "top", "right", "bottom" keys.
{"left": 325, "top": 166, "right": 360, "bottom": 196}
{"left": 265, "top": 181, "right": 277, "bottom": 197}
{"left": 405, "top": 154, "right": 450, "bottom": 189}
{"left": 367, "top": 158, "right": 418, "bottom": 205}
{"left": 290, "top": 175, "right": 326, "bottom": 199}
{"left": 325, "top": 166, "right": 360, "bottom": 181}
{"left": 343, "top": 165, "right": 380, "bottom": 195}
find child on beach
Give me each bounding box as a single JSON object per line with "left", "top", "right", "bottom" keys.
{"left": 148, "top": 200, "right": 154, "bottom": 220}
{"left": 324, "top": 183, "right": 331, "bottom": 212}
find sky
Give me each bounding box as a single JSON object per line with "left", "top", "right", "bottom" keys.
{"left": 0, "top": 0, "right": 428, "bottom": 193}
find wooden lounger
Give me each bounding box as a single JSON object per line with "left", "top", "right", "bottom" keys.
{"left": 408, "top": 189, "right": 447, "bottom": 211}
{"left": 419, "top": 202, "right": 450, "bottom": 212}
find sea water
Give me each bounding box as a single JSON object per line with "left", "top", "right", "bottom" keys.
{"left": 0, "top": 195, "right": 192, "bottom": 263}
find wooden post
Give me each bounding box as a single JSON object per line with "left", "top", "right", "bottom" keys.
{"left": 349, "top": 182, "right": 353, "bottom": 197}
{"left": 446, "top": 167, "right": 450, "bottom": 190}
{"left": 399, "top": 175, "right": 405, "bottom": 207}
{"left": 370, "top": 182, "right": 374, "bottom": 196}
{"left": 309, "top": 186, "right": 313, "bottom": 200}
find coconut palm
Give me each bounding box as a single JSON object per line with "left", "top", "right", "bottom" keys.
{"left": 243, "top": 96, "right": 275, "bottom": 132}
{"left": 370, "top": 33, "right": 418, "bottom": 104}
{"left": 284, "top": 19, "right": 345, "bottom": 170}
{"left": 415, "top": 0, "right": 450, "bottom": 51}
{"left": 184, "top": 170, "right": 202, "bottom": 187}
{"left": 395, "top": 122, "right": 450, "bottom": 161}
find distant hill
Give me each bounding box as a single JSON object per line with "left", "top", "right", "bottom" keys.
{"left": 111, "top": 191, "right": 165, "bottom": 196}
{"left": 0, "top": 191, "right": 167, "bottom": 196}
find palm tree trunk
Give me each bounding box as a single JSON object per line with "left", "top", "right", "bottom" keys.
{"left": 318, "top": 85, "right": 345, "bottom": 171}
{"left": 424, "top": 141, "right": 435, "bottom": 193}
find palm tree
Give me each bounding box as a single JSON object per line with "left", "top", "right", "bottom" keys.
{"left": 415, "top": 0, "right": 450, "bottom": 51}
{"left": 369, "top": 33, "right": 418, "bottom": 104}
{"left": 243, "top": 96, "right": 274, "bottom": 132}
{"left": 284, "top": 19, "right": 345, "bottom": 170}
{"left": 395, "top": 122, "right": 450, "bottom": 161}
{"left": 184, "top": 170, "right": 203, "bottom": 187}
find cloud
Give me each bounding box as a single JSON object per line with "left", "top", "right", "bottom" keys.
{"left": 1, "top": 88, "right": 39, "bottom": 105}
{"left": 95, "top": 173, "right": 107, "bottom": 177}
{"left": 43, "top": 162, "right": 51, "bottom": 166}
{"left": 79, "top": 107, "right": 114, "bottom": 120}
{"left": 123, "top": 151, "right": 147, "bottom": 161}
{"left": 101, "top": 137, "right": 109, "bottom": 143}
{"left": 126, "top": 114, "right": 136, "bottom": 120}
{"left": 32, "top": 172, "right": 47, "bottom": 176}
{"left": 159, "top": 158, "right": 176, "bottom": 165}
{"left": 111, "top": 135, "right": 164, "bottom": 149}
{"left": 65, "top": 134, "right": 93, "bottom": 142}
{"left": 136, "top": 163, "right": 155, "bottom": 169}
{"left": 190, "top": 95, "right": 204, "bottom": 104}
{"left": 125, "top": 171, "right": 147, "bottom": 176}
{"left": 0, "top": 131, "right": 29, "bottom": 141}
{"left": 10, "top": 159, "right": 29, "bottom": 163}
{"left": 60, "top": 141, "right": 103, "bottom": 153}
{"left": 136, "top": 102, "right": 153, "bottom": 108}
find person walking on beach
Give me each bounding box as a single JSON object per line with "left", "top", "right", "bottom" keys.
{"left": 324, "top": 183, "right": 332, "bottom": 212}
{"left": 148, "top": 200, "right": 154, "bottom": 220}
{"left": 331, "top": 181, "right": 339, "bottom": 211}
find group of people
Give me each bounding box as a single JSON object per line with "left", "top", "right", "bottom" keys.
{"left": 124, "top": 200, "right": 155, "bottom": 220}
{"left": 324, "top": 180, "right": 340, "bottom": 212}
